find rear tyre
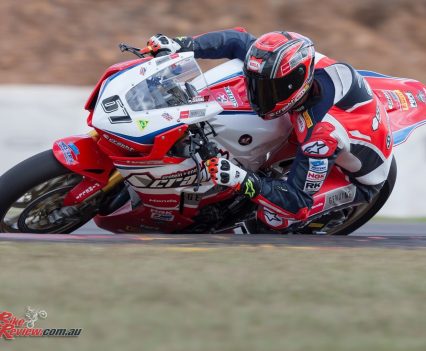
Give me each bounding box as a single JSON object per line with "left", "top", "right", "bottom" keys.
{"left": 326, "top": 156, "right": 397, "bottom": 235}
{"left": 0, "top": 150, "right": 98, "bottom": 234}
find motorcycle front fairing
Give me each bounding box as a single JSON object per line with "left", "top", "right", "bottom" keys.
{"left": 87, "top": 53, "right": 231, "bottom": 233}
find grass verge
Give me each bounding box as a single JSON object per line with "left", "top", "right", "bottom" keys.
{"left": 1, "top": 243, "right": 426, "bottom": 351}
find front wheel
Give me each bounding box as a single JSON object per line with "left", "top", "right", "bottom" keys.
{"left": 0, "top": 150, "right": 100, "bottom": 234}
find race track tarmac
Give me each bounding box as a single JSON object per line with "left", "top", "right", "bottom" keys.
{"left": 0, "top": 222, "right": 425, "bottom": 249}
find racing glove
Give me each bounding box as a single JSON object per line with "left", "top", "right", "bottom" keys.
{"left": 206, "top": 157, "right": 261, "bottom": 198}
{"left": 147, "top": 34, "right": 194, "bottom": 56}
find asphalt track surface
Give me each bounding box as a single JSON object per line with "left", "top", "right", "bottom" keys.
{"left": 0, "top": 222, "right": 426, "bottom": 249}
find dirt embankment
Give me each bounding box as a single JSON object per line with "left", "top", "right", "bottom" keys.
{"left": 0, "top": 0, "right": 425, "bottom": 85}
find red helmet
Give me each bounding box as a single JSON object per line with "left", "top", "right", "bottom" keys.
{"left": 243, "top": 31, "right": 315, "bottom": 119}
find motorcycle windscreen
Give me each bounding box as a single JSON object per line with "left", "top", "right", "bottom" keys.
{"left": 125, "top": 57, "right": 212, "bottom": 112}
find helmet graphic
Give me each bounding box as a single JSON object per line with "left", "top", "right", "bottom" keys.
{"left": 243, "top": 31, "right": 315, "bottom": 119}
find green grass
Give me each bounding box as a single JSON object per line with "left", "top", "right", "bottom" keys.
{"left": 1, "top": 243, "right": 426, "bottom": 351}
{"left": 372, "top": 216, "right": 426, "bottom": 223}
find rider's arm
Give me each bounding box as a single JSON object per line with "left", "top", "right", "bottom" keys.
{"left": 147, "top": 29, "right": 256, "bottom": 61}
{"left": 191, "top": 28, "right": 257, "bottom": 61}
{"left": 254, "top": 131, "right": 341, "bottom": 220}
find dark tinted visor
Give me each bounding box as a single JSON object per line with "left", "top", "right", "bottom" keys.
{"left": 244, "top": 65, "right": 306, "bottom": 116}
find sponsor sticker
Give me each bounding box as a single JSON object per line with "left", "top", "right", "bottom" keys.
{"left": 383, "top": 91, "right": 394, "bottom": 110}
{"left": 238, "top": 134, "right": 253, "bottom": 146}
{"left": 297, "top": 114, "right": 306, "bottom": 133}
{"left": 309, "top": 158, "right": 328, "bottom": 173}
{"left": 189, "top": 109, "right": 206, "bottom": 118}
{"left": 405, "top": 92, "right": 417, "bottom": 108}
{"left": 75, "top": 183, "right": 101, "bottom": 201}
{"left": 244, "top": 179, "right": 256, "bottom": 198}
{"left": 180, "top": 110, "right": 190, "bottom": 119}
{"left": 389, "top": 90, "right": 399, "bottom": 101}
{"left": 189, "top": 96, "right": 207, "bottom": 104}
{"left": 224, "top": 86, "right": 238, "bottom": 107}
{"left": 394, "top": 90, "right": 409, "bottom": 111}
{"left": 324, "top": 184, "right": 356, "bottom": 210}
{"left": 247, "top": 57, "right": 263, "bottom": 73}
{"left": 130, "top": 167, "right": 201, "bottom": 189}
{"left": 263, "top": 207, "right": 283, "bottom": 227}
{"left": 150, "top": 209, "right": 175, "bottom": 222}
{"left": 418, "top": 90, "right": 426, "bottom": 103}
{"left": 136, "top": 119, "right": 149, "bottom": 131}
{"left": 67, "top": 142, "right": 80, "bottom": 156}
{"left": 307, "top": 171, "right": 326, "bottom": 182}
{"left": 371, "top": 105, "right": 381, "bottom": 131}
{"left": 216, "top": 93, "right": 228, "bottom": 104}
{"left": 183, "top": 192, "right": 202, "bottom": 205}
{"left": 103, "top": 134, "right": 135, "bottom": 152}
{"left": 386, "top": 133, "right": 392, "bottom": 149}
{"left": 147, "top": 198, "right": 179, "bottom": 206}
{"left": 304, "top": 181, "right": 323, "bottom": 193}
{"left": 302, "top": 141, "right": 329, "bottom": 156}
{"left": 310, "top": 197, "right": 325, "bottom": 215}
{"left": 57, "top": 141, "right": 75, "bottom": 165}
{"left": 302, "top": 110, "right": 313, "bottom": 128}
{"left": 161, "top": 112, "right": 174, "bottom": 121}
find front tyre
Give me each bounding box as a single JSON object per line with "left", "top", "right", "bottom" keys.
{"left": 0, "top": 150, "right": 98, "bottom": 234}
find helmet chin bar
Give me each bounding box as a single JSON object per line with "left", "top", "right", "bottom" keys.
{"left": 261, "top": 86, "right": 311, "bottom": 120}
{"left": 262, "top": 105, "right": 291, "bottom": 120}
{"left": 291, "top": 91, "right": 310, "bottom": 112}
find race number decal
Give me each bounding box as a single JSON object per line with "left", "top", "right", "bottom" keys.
{"left": 101, "top": 95, "right": 132, "bottom": 124}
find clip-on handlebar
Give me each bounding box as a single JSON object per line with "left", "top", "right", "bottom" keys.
{"left": 119, "top": 43, "right": 171, "bottom": 58}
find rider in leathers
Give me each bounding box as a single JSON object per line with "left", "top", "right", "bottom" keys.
{"left": 147, "top": 28, "right": 394, "bottom": 230}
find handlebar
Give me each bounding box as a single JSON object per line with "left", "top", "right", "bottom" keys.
{"left": 119, "top": 42, "right": 171, "bottom": 58}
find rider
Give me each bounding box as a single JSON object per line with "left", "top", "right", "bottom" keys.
{"left": 146, "top": 29, "right": 394, "bottom": 230}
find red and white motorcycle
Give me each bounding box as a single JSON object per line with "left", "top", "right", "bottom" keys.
{"left": 1, "top": 43, "right": 425, "bottom": 234}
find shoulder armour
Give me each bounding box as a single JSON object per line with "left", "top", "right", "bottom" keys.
{"left": 324, "top": 63, "right": 373, "bottom": 111}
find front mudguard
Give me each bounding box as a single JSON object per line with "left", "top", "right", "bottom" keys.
{"left": 52, "top": 134, "right": 115, "bottom": 186}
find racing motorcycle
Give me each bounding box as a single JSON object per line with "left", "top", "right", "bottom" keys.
{"left": 1, "top": 43, "right": 425, "bottom": 235}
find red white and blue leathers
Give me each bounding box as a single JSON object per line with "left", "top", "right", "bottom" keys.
{"left": 180, "top": 28, "right": 394, "bottom": 228}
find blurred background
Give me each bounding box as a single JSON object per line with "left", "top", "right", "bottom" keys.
{"left": 0, "top": 0, "right": 425, "bottom": 216}
{"left": 1, "top": 0, "right": 426, "bottom": 84}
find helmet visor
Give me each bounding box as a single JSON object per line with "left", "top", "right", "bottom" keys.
{"left": 245, "top": 65, "right": 306, "bottom": 116}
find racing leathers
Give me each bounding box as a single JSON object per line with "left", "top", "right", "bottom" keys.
{"left": 175, "top": 29, "right": 394, "bottom": 230}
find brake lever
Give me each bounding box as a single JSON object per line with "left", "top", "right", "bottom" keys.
{"left": 118, "top": 43, "right": 148, "bottom": 58}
